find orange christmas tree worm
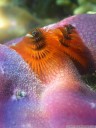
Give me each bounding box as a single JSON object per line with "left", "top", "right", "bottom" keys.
{"left": 10, "top": 25, "right": 94, "bottom": 83}
{"left": 52, "top": 24, "right": 95, "bottom": 74}
{"left": 10, "top": 28, "right": 66, "bottom": 83}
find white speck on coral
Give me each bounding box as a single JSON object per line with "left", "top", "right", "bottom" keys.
{"left": 22, "top": 123, "right": 32, "bottom": 128}
{"left": 11, "top": 89, "right": 27, "bottom": 101}
{"left": 90, "top": 102, "right": 96, "bottom": 109}
{"left": 0, "top": 66, "right": 4, "bottom": 74}
{"left": 12, "top": 43, "right": 16, "bottom": 46}
{"left": 11, "top": 95, "right": 17, "bottom": 101}
{"left": 43, "top": 23, "right": 56, "bottom": 30}
{"left": 71, "top": 23, "right": 76, "bottom": 28}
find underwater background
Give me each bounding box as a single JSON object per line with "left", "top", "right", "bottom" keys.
{"left": 0, "top": 0, "right": 96, "bottom": 42}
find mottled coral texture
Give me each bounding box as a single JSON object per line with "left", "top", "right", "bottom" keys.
{"left": 0, "top": 14, "right": 96, "bottom": 128}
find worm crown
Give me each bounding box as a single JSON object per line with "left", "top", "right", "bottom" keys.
{"left": 26, "top": 28, "right": 46, "bottom": 51}
{"left": 62, "top": 24, "right": 75, "bottom": 40}
{"left": 58, "top": 24, "right": 75, "bottom": 47}
{"left": 52, "top": 24, "right": 94, "bottom": 74}
{"left": 31, "top": 28, "right": 44, "bottom": 42}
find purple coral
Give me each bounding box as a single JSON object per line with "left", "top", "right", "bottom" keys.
{"left": 0, "top": 14, "right": 96, "bottom": 127}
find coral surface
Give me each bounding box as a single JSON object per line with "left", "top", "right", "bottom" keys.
{"left": 0, "top": 14, "right": 96, "bottom": 127}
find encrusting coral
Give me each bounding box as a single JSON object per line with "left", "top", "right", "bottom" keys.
{"left": 0, "top": 14, "right": 96, "bottom": 127}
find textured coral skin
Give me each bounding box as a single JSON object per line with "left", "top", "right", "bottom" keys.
{"left": 0, "top": 45, "right": 49, "bottom": 128}
{"left": 41, "top": 80, "right": 96, "bottom": 127}
{"left": 0, "top": 14, "right": 96, "bottom": 127}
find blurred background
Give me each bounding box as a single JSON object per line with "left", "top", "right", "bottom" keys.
{"left": 0, "top": 0, "right": 96, "bottom": 43}
{"left": 0, "top": 0, "right": 96, "bottom": 88}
